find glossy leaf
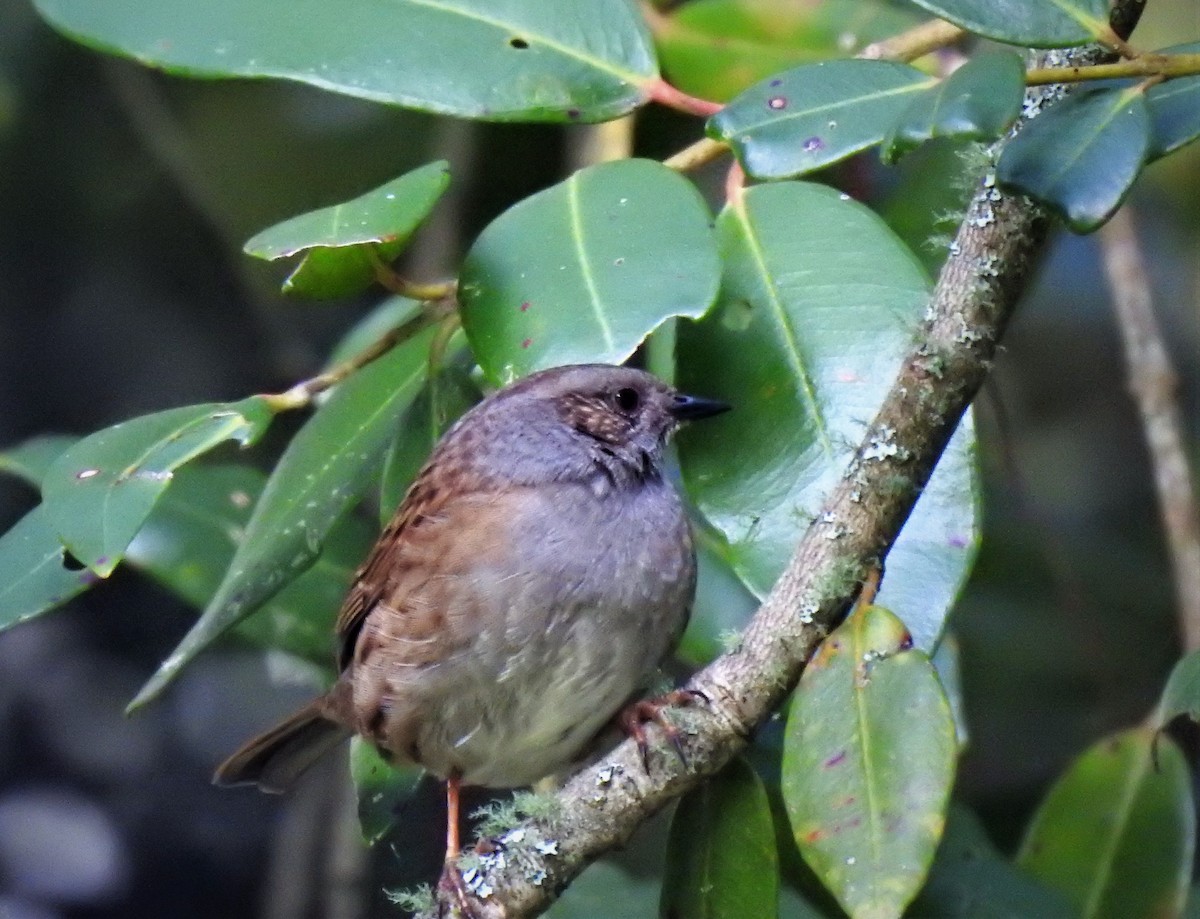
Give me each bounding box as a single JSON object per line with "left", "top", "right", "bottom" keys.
{"left": 0, "top": 505, "right": 100, "bottom": 633}
{"left": 996, "top": 86, "right": 1150, "bottom": 233}
{"left": 1157, "top": 649, "right": 1200, "bottom": 729}
{"left": 655, "top": 0, "right": 920, "bottom": 103}
{"left": 0, "top": 434, "right": 77, "bottom": 488}
{"left": 129, "top": 331, "right": 433, "bottom": 709}
{"left": 126, "top": 465, "right": 373, "bottom": 667}
{"left": 326, "top": 297, "right": 423, "bottom": 369}
{"left": 910, "top": 805, "right": 1077, "bottom": 919}
{"left": 460, "top": 158, "right": 720, "bottom": 385}
{"left": 882, "top": 52, "right": 1025, "bottom": 163}
{"left": 34, "top": 0, "right": 658, "bottom": 122}
{"left": 1146, "top": 43, "right": 1200, "bottom": 160}
{"left": 783, "top": 604, "right": 956, "bottom": 919}
{"left": 677, "top": 182, "right": 977, "bottom": 650}
{"left": 244, "top": 161, "right": 451, "bottom": 300}
{"left": 904, "top": 0, "right": 1110, "bottom": 47}
{"left": 350, "top": 738, "right": 422, "bottom": 845}
{"left": 662, "top": 755, "right": 779, "bottom": 919}
{"left": 1018, "top": 728, "right": 1195, "bottom": 919}
{"left": 708, "top": 60, "right": 933, "bottom": 179}
{"left": 41, "top": 397, "right": 274, "bottom": 577}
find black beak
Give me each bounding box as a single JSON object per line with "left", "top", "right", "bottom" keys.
{"left": 669, "top": 392, "right": 731, "bottom": 421}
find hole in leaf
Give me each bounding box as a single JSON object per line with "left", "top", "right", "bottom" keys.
{"left": 509, "top": 37, "right": 529, "bottom": 49}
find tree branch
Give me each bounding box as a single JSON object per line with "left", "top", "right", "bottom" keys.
{"left": 1099, "top": 207, "right": 1200, "bottom": 652}
{"left": 428, "top": 6, "right": 1146, "bottom": 916}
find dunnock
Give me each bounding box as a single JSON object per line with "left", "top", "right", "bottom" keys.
{"left": 215, "top": 363, "right": 728, "bottom": 894}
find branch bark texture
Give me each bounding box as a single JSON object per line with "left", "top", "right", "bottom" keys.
{"left": 432, "top": 7, "right": 1146, "bottom": 917}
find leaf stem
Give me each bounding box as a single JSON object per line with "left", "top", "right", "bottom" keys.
{"left": 263, "top": 299, "right": 456, "bottom": 412}
{"left": 367, "top": 245, "right": 457, "bottom": 301}
{"left": 1026, "top": 52, "right": 1200, "bottom": 85}
{"left": 645, "top": 78, "right": 723, "bottom": 117}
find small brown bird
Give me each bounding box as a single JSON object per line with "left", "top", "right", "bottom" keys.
{"left": 215, "top": 363, "right": 728, "bottom": 895}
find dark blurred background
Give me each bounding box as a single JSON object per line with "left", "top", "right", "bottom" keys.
{"left": 0, "top": 0, "right": 1197, "bottom": 916}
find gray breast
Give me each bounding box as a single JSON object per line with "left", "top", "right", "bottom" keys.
{"left": 414, "top": 476, "right": 695, "bottom": 787}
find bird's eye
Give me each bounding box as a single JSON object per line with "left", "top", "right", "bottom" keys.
{"left": 614, "top": 387, "right": 640, "bottom": 412}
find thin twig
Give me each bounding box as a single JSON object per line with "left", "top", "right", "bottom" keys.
{"left": 663, "top": 137, "right": 728, "bottom": 173}
{"left": 367, "top": 246, "right": 456, "bottom": 302}
{"left": 264, "top": 300, "right": 456, "bottom": 412}
{"left": 1026, "top": 52, "right": 1200, "bottom": 85}
{"left": 566, "top": 116, "right": 635, "bottom": 170}
{"left": 860, "top": 19, "right": 966, "bottom": 62}
{"left": 1099, "top": 207, "right": 1200, "bottom": 652}
{"left": 426, "top": 2, "right": 1147, "bottom": 915}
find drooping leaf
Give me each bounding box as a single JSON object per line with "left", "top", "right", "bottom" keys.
{"left": 782, "top": 604, "right": 956, "bottom": 919}
{"left": 677, "top": 181, "right": 977, "bottom": 650}
{"left": 244, "top": 161, "right": 451, "bottom": 300}
{"left": 910, "top": 805, "right": 1077, "bottom": 919}
{"left": 129, "top": 331, "right": 433, "bottom": 709}
{"left": 126, "top": 464, "right": 374, "bottom": 667}
{"left": 0, "top": 434, "right": 77, "bottom": 488}
{"left": 904, "top": 0, "right": 1111, "bottom": 48}
{"left": 1146, "top": 42, "right": 1200, "bottom": 160}
{"left": 350, "top": 738, "right": 423, "bottom": 845}
{"left": 996, "top": 85, "right": 1151, "bottom": 233}
{"left": 41, "top": 397, "right": 274, "bottom": 576}
{"left": 34, "top": 0, "right": 658, "bottom": 122}
{"left": 662, "top": 755, "right": 780, "bottom": 919}
{"left": 1017, "top": 728, "right": 1194, "bottom": 919}
{"left": 459, "top": 158, "right": 720, "bottom": 385}
{"left": 1157, "top": 649, "right": 1200, "bottom": 729}
{"left": 0, "top": 505, "right": 101, "bottom": 633}
{"left": 708, "top": 60, "right": 934, "bottom": 179}
{"left": 882, "top": 52, "right": 1025, "bottom": 163}
{"left": 655, "top": 0, "right": 921, "bottom": 103}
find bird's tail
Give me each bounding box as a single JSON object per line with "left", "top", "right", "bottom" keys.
{"left": 213, "top": 695, "right": 353, "bottom": 794}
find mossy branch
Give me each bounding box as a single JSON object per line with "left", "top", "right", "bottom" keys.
{"left": 426, "top": 2, "right": 1148, "bottom": 916}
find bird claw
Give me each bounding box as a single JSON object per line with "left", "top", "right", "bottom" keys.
{"left": 617, "top": 689, "right": 707, "bottom": 773}
{"left": 436, "top": 862, "right": 479, "bottom": 919}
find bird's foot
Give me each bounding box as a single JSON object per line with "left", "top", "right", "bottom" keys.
{"left": 435, "top": 861, "right": 478, "bottom": 918}
{"left": 617, "top": 688, "right": 708, "bottom": 772}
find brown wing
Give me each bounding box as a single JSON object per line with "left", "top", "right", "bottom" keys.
{"left": 334, "top": 464, "right": 460, "bottom": 672}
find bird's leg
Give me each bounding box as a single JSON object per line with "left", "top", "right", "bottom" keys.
{"left": 436, "top": 771, "right": 475, "bottom": 917}
{"left": 617, "top": 688, "right": 708, "bottom": 772}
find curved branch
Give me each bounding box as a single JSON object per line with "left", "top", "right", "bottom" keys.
{"left": 429, "top": 6, "right": 1146, "bottom": 917}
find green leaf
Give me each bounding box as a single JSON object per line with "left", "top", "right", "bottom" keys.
{"left": 546, "top": 860, "right": 662, "bottom": 919}
{"left": 379, "top": 338, "right": 478, "bottom": 523}
{"left": 708, "top": 60, "right": 934, "bottom": 179}
{"left": 662, "top": 755, "right": 780, "bottom": 919}
{"left": 677, "top": 182, "right": 977, "bottom": 650}
{"left": 1157, "top": 649, "right": 1200, "bottom": 729}
{"left": 350, "top": 738, "right": 422, "bottom": 845}
{"left": 459, "top": 158, "right": 720, "bottom": 385}
{"left": 1017, "top": 728, "right": 1195, "bottom": 919}
{"left": 33, "top": 0, "right": 658, "bottom": 122}
{"left": 882, "top": 52, "right": 1025, "bottom": 163}
{"left": 41, "top": 397, "right": 274, "bottom": 577}
{"left": 126, "top": 464, "right": 374, "bottom": 667}
{"left": 909, "top": 805, "right": 1077, "bottom": 919}
{"left": 244, "top": 161, "right": 451, "bottom": 300}
{"left": 1146, "top": 43, "right": 1200, "bottom": 160}
{"left": 0, "top": 434, "right": 77, "bottom": 488}
{"left": 904, "top": 0, "right": 1111, "bottom": 48}
{"left": 129, "top": 333, "right": 433, "bottom": 709}
{"left": 996, "top": 86, "right": 1151, "bottom": 233}
{"left": 0, "top": 505, "right": 100, "bottom": 632}
{"left": 655, "top": 0, "right": 921, "bottom": 103}
{"left": 782, "top": 604, "right": 956, "bottom": 919}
